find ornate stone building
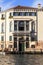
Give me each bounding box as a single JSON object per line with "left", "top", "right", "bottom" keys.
{"left": 0, "top": 4, "right": 43, "bottom": 52}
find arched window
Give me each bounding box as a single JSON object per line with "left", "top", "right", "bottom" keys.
{"left": 18, "top": 21, "right": 24, "bottom": 31}
{"left": 9, "top": 22, "right": 12, "bottom": 32}
{"left": 1, "top": 23, "right": 4, "bottom": 33}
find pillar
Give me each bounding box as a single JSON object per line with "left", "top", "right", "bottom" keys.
{"left": 17, "top": 37, "right": 19, "bottom": 51}
{"left": 24, "top": 21, "right": 26, "bottom": 51}
{"left": 29, "top": 21, "right": 31, "bottom": 48}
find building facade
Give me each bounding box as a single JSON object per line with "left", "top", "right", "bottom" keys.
{"left": 0, "top": 4, "right": 43, "bottom": 52}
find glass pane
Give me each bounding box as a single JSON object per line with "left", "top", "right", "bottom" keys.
{"left": 31, "top": 22, "right": 35, "bottom": 31}
{"left": 14, "top": 21, "right": 17, "bottom": 31}
{"left": 9, "top": 36, "right": 12, "bottom": 41}
{"left": 1, "top": 36, "right": 4, "bottom": 41}
{"left": 32, "top": 12, "right": 34, "bottom": 16}
{"left": 18, "top": 21, "right": 24, "bottom": 31}
{"left": 26, "top": 21, "right": 29, "bottom": 31}
{"left": 9, "top": 22, "right": 12, "bottom": 32}
{"left": 1, "top": 23, "right": 4, "bottom": 33}
{"left": 14, "top": 37, "right": 17, "bottom": 48}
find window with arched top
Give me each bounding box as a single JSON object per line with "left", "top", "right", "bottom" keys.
{"left": 1, "top": 23, "right": 4, "bottom": 33}
{"left": 18, "top": 21, "right": 24, "bottom": 31}
{"left": 9, "top": 22, "right": 12, "bottom": 32}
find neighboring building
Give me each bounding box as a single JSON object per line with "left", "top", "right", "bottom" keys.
{"left": 0, "top": 4, "right": 43, "bottom": 52}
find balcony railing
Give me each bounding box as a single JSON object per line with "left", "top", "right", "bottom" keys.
{"left": 1, "top": 17, "right": 5, "bottom": 20}
{"left": 9, "top": 16, "right": 13, "bottom": 18}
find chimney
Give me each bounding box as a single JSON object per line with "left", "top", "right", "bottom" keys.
{"left": 38, "top": 4, "right": 42, "bottom": 9}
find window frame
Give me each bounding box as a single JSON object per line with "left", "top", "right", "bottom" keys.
{"left": 26, "top": 21, "right": 29, "bottom": 31}
{"left": 9, "top": 36, "right": 12, "bottom": 41}
{"left": 13, "top": 12, "right": 37, "bottom": 16}
{"left": 1, "top": 36, "right": 4, "bottom": 41}
{"left": 1, "top": 23, "right": 4, "bottom": 33}
{"left": 9, "top": 22, "right": 12, "bottom": 32}
{"left": 14, "top": 21, "right": 17, "bottom": 31}
{"left": 14, "top": 37, "right": 17, "bottom": 48}
{"left": 18, "top": 21, "right": 24, "bottom": 31}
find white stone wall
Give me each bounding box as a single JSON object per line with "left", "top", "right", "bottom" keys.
{"left": 37, "top": 10, "right": 43, "bottom": 41}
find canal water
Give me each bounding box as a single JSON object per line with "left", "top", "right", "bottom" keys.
{"left": 0, "top": 54, "right": 43, "bottom": 65}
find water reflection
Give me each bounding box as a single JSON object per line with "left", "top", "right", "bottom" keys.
{"left": 0, "top": 54, "right": 43, "bottom": 65}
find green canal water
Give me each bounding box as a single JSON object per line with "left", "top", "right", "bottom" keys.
{"left": 0, "top": 54, "right": 43, "bottom": 65}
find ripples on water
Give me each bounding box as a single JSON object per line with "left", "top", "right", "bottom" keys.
{"left": 0, "top": 54, "right": 43, "bottom": 65}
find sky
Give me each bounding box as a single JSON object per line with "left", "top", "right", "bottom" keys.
{"left": 0, "top": 0, "right": 43, "bottom": 11}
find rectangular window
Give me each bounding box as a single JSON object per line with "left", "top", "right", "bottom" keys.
{"left": 31, "top": 21, "right": 35, "bottom": 31}
{"left": 32, "top": 12, "right": 35, "bottom": 16}
{"left": 13, "top": 12, "right": 18, "bottom": 16}
{"left": 9, "top": 12, "right": 13, "bottom": 18}
{"left": 31, "top": 21, "right": 36, "bottom": 41}
{"left": 26, "top": 12, "right": 29, "bottom": 16}
{"left": 26, "top": 36, "right": 29, "bottom": 48}
{"left": 24, "top": 12, "right": 26, "bottom": 16}
{"left": 29, "top": 12, "right": 37, "bottom": 16}
{"left": 9, "top": 45, "right": 12, "bottom": 48}
{"left": 9, "top": 22, "right": 12, "bottom": 32}
{"left": 13, "top": 12, "right": 23, "bottom": 16}
{"left": 9, "top": 36, "right": 12, "bottom": 41}
{"left": 26, "top": 21, "right": 29, "bottom": 31}
{"left": 13, "top": 12, "right": 36, "bottom": 16}
{"left": 18, "top": 12, "right": 20, "bottom": 16}
{"left": 20, "top": 12, "right": 23, "bottom": 16}
{"left": 10, "top": 13, "right": 12, "bottom": 16}
{"left": 31, "top": 45, "right": 35, "bottom": 48}
{"left": 14, "top": 21, "right": 17, "bottom": 31}
{"left": 32, "top": 12, "right": 36, "bottom": 16}
{"left": 35, "top": 12, "right": 37, "bottom": 16}
{"left": 1, "top": 23, "right": 4, "bottom": 33}
{"left": 1, "top": 36, "right": 4, "bottom": 41}
{"left": 14, "top": 37, "right": 17, "bottom": 48}
{"left": 2, "top": 14, "right": 4, "bottom": 18}
{"left": 1, "top": 45, "right": 3, "bottom": 48}
{"left": 1, "top": 14, "right": 5, "bottom": 19}
{"left": 13, "top": 12, "right": 15, "bottom": 16}
{"left": 23, "top": 12, "right": 29, "bottom": 16}
{"left": 29, "top": 12, "right": 32, "bottom": 16}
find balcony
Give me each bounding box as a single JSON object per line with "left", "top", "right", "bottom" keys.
{"left": 9, "top": 16, "right": 13, "bottom": 19}
{"left": 1, "top": 17, "right": 5, "bottom": 20}
{"left": 13, "top": 16, "right": 36, "bottom": 21}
